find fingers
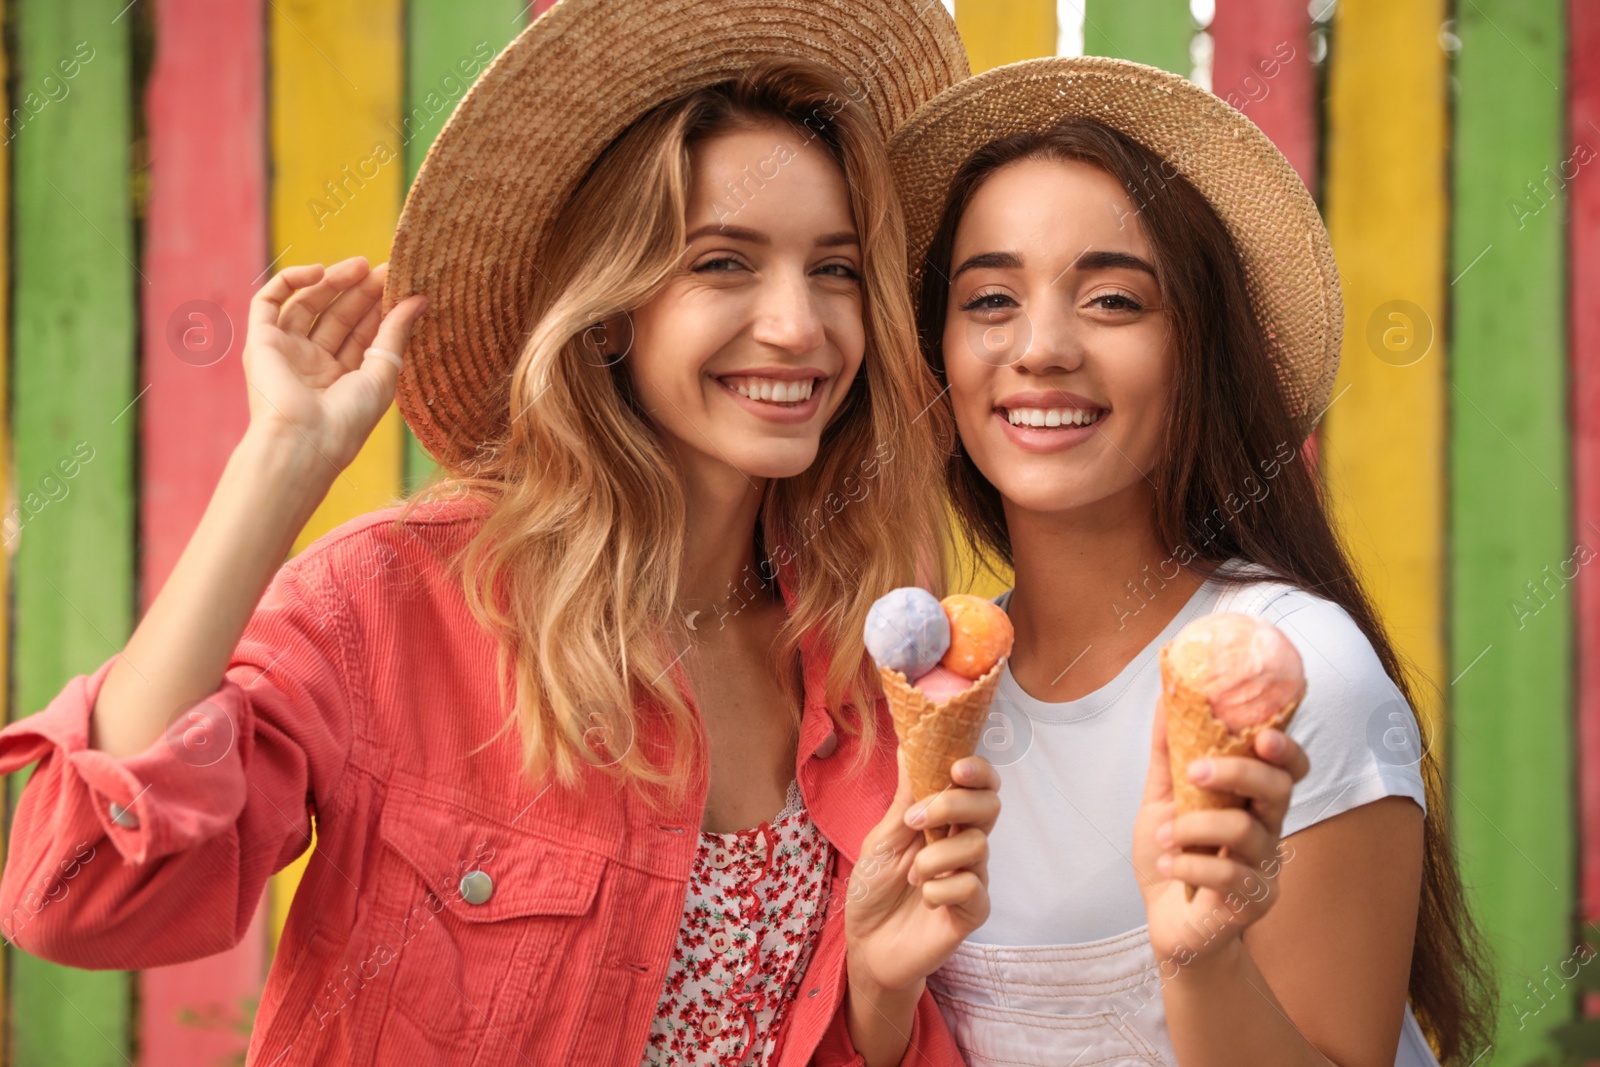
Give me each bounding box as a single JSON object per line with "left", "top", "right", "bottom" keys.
{"left": 906, "top": 758, "right": 1000, "bottom": 836}
{"left": 367, "top": 292, "right": 430, "bottom": 364}
{"left": 342, "top": 294, "right": 432, "bottom": 398}
{"left": 951, "top": 756, "right": 1000, "bottom": 792}
{"left": 1185, "top": 754, "right": 1296, "bottom": 834}
{"left": 250, "top": 263, "right": 325, "bottom": 328}
{"left": 907, "top": 788, "right": 999, "bottom": 836}
{"left": 278, "top": 256, "right": 372, "bottom": 336}
{"left": 332, "top": 296, "right": 384, "bottom": 373}
{"left": 1156, "top": 849, "right": 1276, "bottom": 907}
{"left": 1253, "top": 728, "right": 1310, "bottom": 782}
{"left": 1160, "top": 808, "right": 1274, "bottom": 870}
{"left": 311, "top": 261, "right": 388, "bottom": 358}
{"left": 909, "top": 826, "right": 986, "bottom": 887}
{"left": 917, "top": 870, "right": 984, "bottom": 910}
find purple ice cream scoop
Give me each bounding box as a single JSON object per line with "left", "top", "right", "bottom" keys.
{"left": 864, "top": 587, "right": 951, "bottom": 678}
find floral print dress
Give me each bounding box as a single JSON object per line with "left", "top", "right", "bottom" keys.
{"left": 642, "top": 778, "right": 834, "bottom": 1066}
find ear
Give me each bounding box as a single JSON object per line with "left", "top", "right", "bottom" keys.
{"left": 579, "top": 313, "right": 634, "bottom": 367}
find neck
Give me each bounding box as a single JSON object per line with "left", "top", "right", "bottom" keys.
{"left": 1003, "top": 480, "right": 1204, "bottom": 697}
{"left": 675, "top": 452, "right": 770, "bottom": 613}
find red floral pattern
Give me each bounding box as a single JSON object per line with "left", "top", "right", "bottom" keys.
{"left": 642, "top": 779, "right": 832, "bottom": 1066}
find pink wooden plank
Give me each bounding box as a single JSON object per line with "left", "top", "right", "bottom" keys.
{"left": 1210, "top": 0, "right": 1317, "bottom": 191}
{"left": 139, "top": 0, "right": 269, "bottom": 1060}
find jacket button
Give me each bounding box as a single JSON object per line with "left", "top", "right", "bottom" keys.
{"left": 459, "top": 870, "right": 493, "bottom": 905}
{"left": 108, "top": 801, "right": 139, "bottom": 829}
{"left": 813, "top": 731, "right": 838, "bottom": 759}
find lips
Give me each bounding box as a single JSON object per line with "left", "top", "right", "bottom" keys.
{"left": 1002, "top": 406, "right": 1103, "bottom": 428}
{"left": 720, "top": 374, "right": 817, "bottom": 404}
{"left": 992, "top": 390, "right": 1109, "bottom": 453}
{"left": 994, "top": 390, "right": 1108, "bottom": 428}
{"left": 713, "top": 367, "right": 831, "bottom": 424}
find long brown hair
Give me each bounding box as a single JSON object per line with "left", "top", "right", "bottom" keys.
{"left": 400, "top": 60, "right": 949, "bottom": 796}
{"left": 916, "top": 119, "right": 1493, "bottom": 1062}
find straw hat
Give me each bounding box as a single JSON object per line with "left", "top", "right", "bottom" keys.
{"left": 888, "top": 56, "right": 1341, "bottom": 437}
{"left": 384, "top": 0, "right": 969, "bottom": 471}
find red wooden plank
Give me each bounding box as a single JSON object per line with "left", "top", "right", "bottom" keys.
{"left": 1210, "top": 0, "right": 1317, "bottom": 192}
{"left": 138, "top": 0, "right": 269, "bottom": 1060}
{"left": 1573, "top": 0, "right": 1600, "bottom": 932}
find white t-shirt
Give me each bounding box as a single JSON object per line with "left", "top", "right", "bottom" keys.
{"left": 972, "top": 563, "right": 1429, "bottom": 946}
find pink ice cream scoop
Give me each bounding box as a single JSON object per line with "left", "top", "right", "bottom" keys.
{"left": 1163, "top": 613, "right": 1306, "bottom": 731}
{"left": 911, "top": 665, "right": 973, "bottom": 702}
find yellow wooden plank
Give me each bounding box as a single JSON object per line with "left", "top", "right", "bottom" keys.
{"left": 1320, "top": 0, "right": 1449, "bottom": 728}
{"left": 956, "top": 0, "right": 1056, "bottom": 74}
{"left": 269, "top": 0, "right": 404, "bottom": 945}
{"left": 949, "top": 1, "right": 1056, "bottom": 596}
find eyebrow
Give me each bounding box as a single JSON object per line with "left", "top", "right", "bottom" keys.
{"left": 1076, "top": 249, "right": 1157, "bottom": 276}
{"left": 688, "top": 223, "right": 767, "bottom": 244}
{"left": 685, "top": 224, "right": 860, "bottom": 249}
{"left": 951, "top": 247, "right": 1158, "bottom": 279}
{"left": 952, "top": 250, "right": 1022, "bottom": 278}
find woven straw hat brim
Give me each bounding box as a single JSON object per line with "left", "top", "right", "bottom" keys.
{"left": 888, "top": 56, "right": 1341, "bottom": 438}
{"left": 384, "top": 0, "right": 969, "bottom": 472}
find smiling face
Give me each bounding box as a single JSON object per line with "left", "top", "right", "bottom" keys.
{"left": 942, "top": 156, "right": 1175, "bottom": 521}
{"left": 624, "top": 120, "right": 865, "bottom": 485}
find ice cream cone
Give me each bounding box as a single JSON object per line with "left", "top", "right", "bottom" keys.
{"left": 1160, "top": 643, "right": 1300, "bottom": 901}
{"left": 880, "top": 660, "right": 1004, "bottom": 844}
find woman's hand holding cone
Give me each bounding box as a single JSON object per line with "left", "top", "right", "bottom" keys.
{"left": 1133, "top": 698, "right": 1310, "bottom": 972}
{"left": 845, "top": 749, "right": 999, "bottom": 995}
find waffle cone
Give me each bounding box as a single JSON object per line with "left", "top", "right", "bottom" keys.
{"left": 879, "top": 661, "right": 1004, "bottom": 845}
{"left": 1160, "top": 645, "right": 1300, "bottom": 901}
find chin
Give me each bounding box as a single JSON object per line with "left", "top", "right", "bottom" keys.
{"left": 732, "top": 442, "right": 822, "bottom": 482}
{"left": 987, "top": 470, "right": 1115, "bottom": 517}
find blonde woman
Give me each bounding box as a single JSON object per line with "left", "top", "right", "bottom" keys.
{"left": 0, "top": 4, "right": 995, "bottom": 1065}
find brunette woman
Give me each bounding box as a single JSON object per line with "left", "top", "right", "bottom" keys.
{"left": 889, "top": 56, "right": 1493, "bottom": 1066}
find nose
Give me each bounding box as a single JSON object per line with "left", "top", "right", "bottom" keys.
{"left": 750, "top": 267, "right": 826, "bottom": 355}
{"left": 1010, "top": 296, "right": 1085, "bottom": 376}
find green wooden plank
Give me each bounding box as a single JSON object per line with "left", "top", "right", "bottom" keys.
{"left": 400, "top": 0, "right": 525, "bottom": 493}
{"left": 1450, "top": 0, "right": 1571, "bottom": 1060}
{"left": 8, "top": 0, "right": 137, "bottom": 1063}
{"left": 1083, "top": 0, "right": 1192, "bottom": 76}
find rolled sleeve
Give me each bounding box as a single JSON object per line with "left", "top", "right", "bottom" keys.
{"left": 812, "top": 982, "right": 956, "bottom": 1067}
{"left": 0, "top": 562, "right": 357, "bottom": 969}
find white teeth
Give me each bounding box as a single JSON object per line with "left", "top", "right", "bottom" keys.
{"left": 728, "top": 376, "right": 816, "bottom": 404}
{"left": 1006, "top": 407, "right": 1101, "bottom": 428}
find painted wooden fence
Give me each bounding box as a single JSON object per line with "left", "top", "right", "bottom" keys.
{"left": 0, "top": 0, "right": 1589, "bottom": 1062}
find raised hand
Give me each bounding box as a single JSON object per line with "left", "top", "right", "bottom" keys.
{"left": 243, "top": 257, "right": 429, "bottom": 474}
{"left": 1132, "top": 698, "right": 1310, "bottom": 970}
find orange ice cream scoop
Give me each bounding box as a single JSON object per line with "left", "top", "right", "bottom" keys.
{"left": 939, "top": 595, "right": 1015, "bottom": 680}
{"left": 1164, "top": 613, "right": 1305, "bottom": 732}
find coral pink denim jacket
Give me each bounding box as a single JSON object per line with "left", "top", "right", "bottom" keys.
{"left": 0, "top": 495, "right": 963, "bottom": 1066}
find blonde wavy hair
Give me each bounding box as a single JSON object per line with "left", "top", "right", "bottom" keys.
{"left": 400, "top": 60, "right": 950, "bottom": 798}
